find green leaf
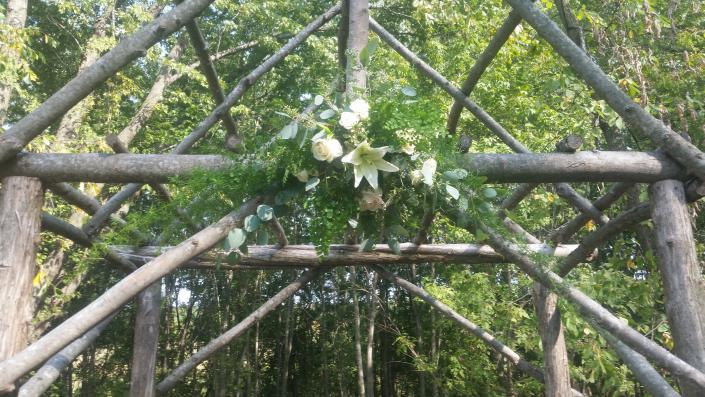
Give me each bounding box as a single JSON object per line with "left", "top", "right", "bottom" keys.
{"left": 257, "top": 230, "right": 269, "bottom": 245}
{"left": 401, "top": 86, "right": 417, "bottom": 97}
{"left": 226, "top": 251, "right": 241, "bottom": 265}
{"left": 244, "top": 215, "right": 261, "bottom": 233}
{"left": 388, "top": 238, "right": 401, "bottom": 255}
{"left": 446, "top": 184, "right": 460, "bottom": 200}
{"left": 459, "top": 196, "right": 469, "bottom": 212}
{"left": 348, "top": 219, "right": 359, "bottom": 228}
{"left": 319, "top": 109, "right": 336, "bottom": 120}
{"left": 359, "top": 238, "right": 375, "bottom": 252}
{"left": 277, "top": 122, "right": 298, "bottom": 139}
{"left": 257, "top": 205, "right": 274, "bottom": 221}
{"left": 224, "top": 228, "right": 246, "bottom": 251}
{"left": 483, "top": 188, "right": 497, "bottom": 199}
{"left": 443, "top": 169, "right": 468, "bottom": 181}
{"left": 306, "top": 177, "right": 320, "bottom": 191}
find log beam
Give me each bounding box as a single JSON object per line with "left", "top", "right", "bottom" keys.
{"left": 458, "top": 151, "right": 684, "bottom": 183}
{"left": 0, "top": 153, "right": 233, "bottom": 183}
{"left": 111, "top": 243, "right": 583, "bottom": 267}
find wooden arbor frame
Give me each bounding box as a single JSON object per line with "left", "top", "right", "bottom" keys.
{"left": 0, "top": 0, "right": 703, "bottom": 396}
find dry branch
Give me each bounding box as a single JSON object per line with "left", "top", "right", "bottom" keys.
{"left": 155, "top": 268, "right": 323, "bottom": 393}
{"left": 1, "top": 153, "right": 233, "bottom": 183}
{"left": 446, "top": 11, "right": 522, "bottom": 134}
{"left": 0, "top": 0, "right": 214, "bottom": 163}
{"left": 110, "top": 243, "right": 582, "bottom": 267}
{"left": 505, "top": 0, "right": 705, "bottom": 182}
{"left": 458, "top": 151, "right": 684, "bottom": 183}
{"left": 0, "top": 197, "right": 264, "bottom": 388}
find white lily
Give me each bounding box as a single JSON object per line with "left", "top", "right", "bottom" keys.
{"left": 341, "top": 141, "right": 399, "bottom": 189}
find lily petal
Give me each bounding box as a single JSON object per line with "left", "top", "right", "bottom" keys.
{"left": 374, "top": 159, "right": 399, "bottom": 172}
{"left": 360, "top": 163, "right": 379, "bottom": 190}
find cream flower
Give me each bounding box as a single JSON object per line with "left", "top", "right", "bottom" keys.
{"left": 338, "top": 111, "right": 360, "bottom": 130}
{"left": 410, "top": 170, "right": 423, "bottom": 186}
{"left": 421, "top": 158, "right": 436, "bottom": 186}
{"left": 401, "top": 143, "right": 416, "bottom": 155}
{"left": 359, "top": 189, "right": 385, "bottom": 212}
{"left": 341, "top": 141, "right": 399, "bottom": 189}
{"left": 311, "top": 137, "right": 343, "bottom": 162}
{"left": 349, "top": 98, "right": 369, "bottom": 120}
{"left": 295, "top": 170, "right": 309, "bottom": 182}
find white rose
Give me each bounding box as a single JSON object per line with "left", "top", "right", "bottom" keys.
{"left": 295, "top": 170, "right": 309, "bottom": 182}
{"left": 349, "top": 99, "right": 369, "bottom": 120}
{"left": 410, "top": 170, "right": 423, "bottom": 186}
{"left": 338, "top": 111, "right": 360, "bottom": 130}
{"left": 311, "top": 138, "right": 343, "bottom": 162}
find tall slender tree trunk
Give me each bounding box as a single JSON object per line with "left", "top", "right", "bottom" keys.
{"left": 351, "top": 267, "right": 366, "bottom": 397}
{"left": 533, "top": 284, "right": 572, "bottom": 397}
{"left": 345, "top": 0, "right": 368, "bottom": 99}
{"left": 129, "top": 281, "right": 161, "bottom": 397}
{"left": 365, "top": 271, "right": 379, "bottom": 397}
{"left": 279, "top": 297, "right": 295, "bottom": 397}
{"left": 650, "top": 179, "right": 705, "bottom": 396}
{"left": 409, "top": 265, "right": 427, "bottom": 397}
{"left": 0, "top": 0, "right": 27, "bottom": 126}
{"left": 0, "top": 177, "right": 43, "bottom": 395}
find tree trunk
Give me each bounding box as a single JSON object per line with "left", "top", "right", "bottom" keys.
{"left": 365, "top": 271, "right": 378, "bottom": 397}
{"left": 345, "top": 0, "right": 368, "bottom": 98}
{"left": 0, "top": 0, "right": 28, "bottom": 125}
{"left": 0, "top": 176, "right": 43, "bottom": 395}
{"left": 650, "top": 179, "right": 705, "bottom": 396}
{"left": 130, "top": 282, "right": 161, "bottom": 397}
{"left": 533, "top": 284, "right": 572, "bottom": 397}
{"left": 351, "top": 267, "right": 366, "bottom": 397}
{"left": 279, "top": 298, "right": 294, "bottom": 397}
{"left": 409, "top": 265, "right": 427, "bottom": 397}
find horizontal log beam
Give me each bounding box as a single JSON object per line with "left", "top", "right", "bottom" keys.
{"left": 458, "top": 151, "right": 685, "bottom": 183}
{"left": 111, "top": 243, "right": 582, "bottom": 267}
{"left": 0, "top": 153, "right": 233, "bottom": 183}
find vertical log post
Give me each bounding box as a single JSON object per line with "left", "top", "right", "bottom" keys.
{"left": 650, "top": 179, "right": 705, "bottom": 396}
{"left": 0, "top": 177, "right": 43, "bottom": 395}
{"left": 129, "top": 282, "right": 161, "bottom": 397}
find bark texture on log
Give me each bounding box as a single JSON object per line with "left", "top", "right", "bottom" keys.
{"left": 111, "top": 243, "right": 582, "bottom": 267}
{"left": 458, "top": 151, "right": 684, "bottom": 183}
{"left": 533, "top": 284, "right": 572, "bottom": 396}
{"left": 0, "top": 177, "right": 43, "bottom": 395}
{"left": 156, "top": 268, "right": 322, "bottom": 393}
{"left": 130, "top": 282, "right": 161, "bottom": 397}
{"left": 0, "top": 153, "right": 233, "bottom": 183}
{"left": 650, "top": 179, "right": 705, "bottom": 396}
{"left": 0, "top": 197, "right": 263, "bottom": 389}
{"left": 0, "top": 0, "right": 214, "bottom": 163}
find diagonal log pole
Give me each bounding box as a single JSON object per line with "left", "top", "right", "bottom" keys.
{"left": 17, "top": 314, "right": 117, "bottom": 397}
{"left": 480, "top": 223, "right": 705, "bottom": 390}
{"left": 155, "top": 267, "right": 324, "bottom": 393}
{"left": 446, "top": 10, "right": 522, "bottom": 134}
{"left": 82, "top": 4, "right": 341, "bottom": 236}
{"left": 504, "top": 0, "right": 705, "bottom": 182}
{"left": 370, "top": 18, "right": 611, "bottom": 225}
{"left": 0, "top": 196, "right": 264, "bottom": 389}
{"left": 372, "top": 265, "right": 584, "bottom": 397}
{"left": 0, "top": 0, "right": 215, "bottom": 163}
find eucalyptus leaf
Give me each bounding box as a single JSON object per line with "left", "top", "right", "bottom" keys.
{"left": 483, "top": 188, "right": 497, "bottom": 199}
{"left": 359, "top": 239, "right": 375, "bottom": 252}
{"left": 306, "top": 177, "right": 320, "bottom": 191}
{"left": 443, "top": 169, "right": 468, "bottom": 181}
{"left": 225, "top": 228, "right": 246, "bottom": 251}
{"left": 244, "top": 215, "right": 261, "bottom": 233}
{"left": 319, "top": 109, "right": 336, "bottom": 120}
{"left": 277, "top": 123, "right": 298, "bottom": 140}
{"left": 446, "top": 184, "right": 460, "bottom": 200}
{"left": 401, "top": 86, "right": 417, "bottom": 97}
{"left": 314, "top": 95, "right": 324, "bottom": 106}
{"left": 257, "top": 204, "right": 274, "bottom": 221}
{"left": 348, "top": 219, "right": 359, "bottom": 228}
{"left": 459, "top": 196, "right": 469, "bottom": 212}
{"left": 387, "top": 224, "right": 409, "bottom": 237}
{"left": 388, "top": 238, "right": 401, "bottom": 255}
